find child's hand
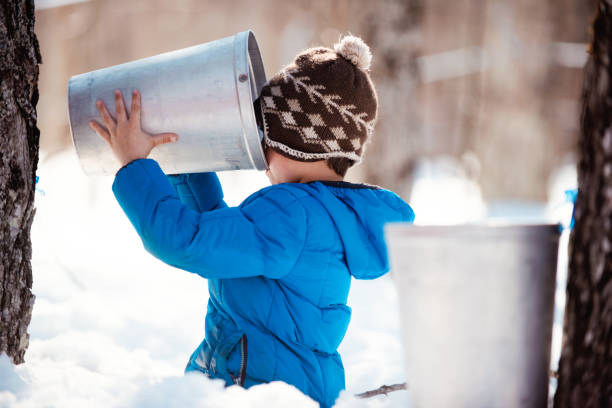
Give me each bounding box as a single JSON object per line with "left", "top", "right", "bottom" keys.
{"left": 89, "top": 89, "right": 178, "bottom": 167}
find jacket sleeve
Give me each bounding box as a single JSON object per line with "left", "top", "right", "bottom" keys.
{"left": 166, "top": 172, "right": 228, "bottom": 212}
{"left": 112, "top": 159, "right": 307, "bottom": 280}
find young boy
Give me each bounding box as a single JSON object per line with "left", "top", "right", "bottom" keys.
{"left": 89, "top": 35, "right": 414, "bottom": 408}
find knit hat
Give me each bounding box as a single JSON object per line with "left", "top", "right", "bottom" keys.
{"left": 256, "top": 35, "right": 378, "bottom": 163}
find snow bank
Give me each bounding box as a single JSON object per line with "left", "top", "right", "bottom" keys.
{"left": 408, "top": 156, "right": 486, "bottom": 224}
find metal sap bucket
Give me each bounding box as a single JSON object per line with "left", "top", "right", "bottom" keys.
{"left": 385, "top": 224, "right": 560, "bottom": 408}
{"left": 68, "top": 30, "right": 267, "bottom": 175}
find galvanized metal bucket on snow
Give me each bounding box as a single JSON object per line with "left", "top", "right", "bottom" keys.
{"left": 68, "top": 30, "right": 267, "bottom": 175}
{"left": 385, "top": 223, "right": 561, "bottom": 408}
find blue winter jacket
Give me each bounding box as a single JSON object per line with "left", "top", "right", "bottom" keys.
{"left": 112, "top": 158, "right": 415, "bottom": 407}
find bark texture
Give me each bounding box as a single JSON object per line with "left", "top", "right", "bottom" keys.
{"left": 0, "top": 0, "right": 41, "bottom": 364}
{"left": 554, "top": 1, "right": 612, "bottom": 406}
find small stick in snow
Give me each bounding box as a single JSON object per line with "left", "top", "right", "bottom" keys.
{"left": 356, "top": 371, "right": 559, "bottom": 398}
{"left": 356, "top": 382, "right": 407, "bottom": 398}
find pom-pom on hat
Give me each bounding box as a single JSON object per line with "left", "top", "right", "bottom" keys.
{"left": 334, "top": 35, "right": 372, "bottom": 70}
{"left": 256, "top": 34, "right": 378, "bottom": 164}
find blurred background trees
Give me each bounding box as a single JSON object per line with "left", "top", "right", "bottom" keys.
{"left": 35, "top": 0, "right": 592, "bottom": 204}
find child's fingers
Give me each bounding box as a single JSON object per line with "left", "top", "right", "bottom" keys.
{"left": 89, "top": 120, "right": 111, "bottom": 144}
{"left": 151, "top": 132, "right": 178, "bottom": 148}
{"left": 96, "top": 99, "right": 116, "bottom": 130}
{"left": 114, "top": 90, "right": 128, "bottom": 122}
{"left": 130, "top": 90, "right": 141, "bottom": 126}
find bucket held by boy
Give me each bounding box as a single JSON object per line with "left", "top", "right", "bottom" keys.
{"left": 68, "top": 30, "right": 267, "bottom": 176}
{"left": 385, "top": 223, "right": 560, "bottom": 408}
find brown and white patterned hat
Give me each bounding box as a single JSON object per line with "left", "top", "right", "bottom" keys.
{"left": 256, "top": 35, "right": 378, "bottom": 163}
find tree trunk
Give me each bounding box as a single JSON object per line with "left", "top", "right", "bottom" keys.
{"left": 0, "top": 0, "right": 41, "bottom": 365}
{"left": 554, "top": 1, "right": 612, "bottom": 406}
{"left": 352, "top": 0, "right": 423, "bottom": 197}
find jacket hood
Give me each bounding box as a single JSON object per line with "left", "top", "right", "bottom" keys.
{"left": 302, "top": 181, "right": 414, "bottom": 279}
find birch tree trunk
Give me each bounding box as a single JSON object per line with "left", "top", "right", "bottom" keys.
{"left": 0, "top": 0, "right": 41, "bottom": 365}
{"left": 554, "top": 0, "right": 612, "bottom": 406}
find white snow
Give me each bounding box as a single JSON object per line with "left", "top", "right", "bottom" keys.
{"left": 408, "top": 156, "right": 487, "bottom": 225}
{"left": 0, "top": 152, "right": 575, "bottom": 407}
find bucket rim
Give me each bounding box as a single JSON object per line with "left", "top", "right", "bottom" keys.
{"left": 384, "top": 222, "right": 561, "bottom": 238}
{"left": 235, "top": 30, "right": 268, "bottom": 171}
{"left": 67, "top": 76, "right": 87, "bottom": 174}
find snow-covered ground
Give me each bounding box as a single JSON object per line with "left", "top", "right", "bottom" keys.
{"left": 0, "top": 152, "right": 575, "bottom": 407}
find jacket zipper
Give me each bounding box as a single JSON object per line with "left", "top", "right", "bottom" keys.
{"left": 232, "top": 334, "right": 248, "bottom": 387}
